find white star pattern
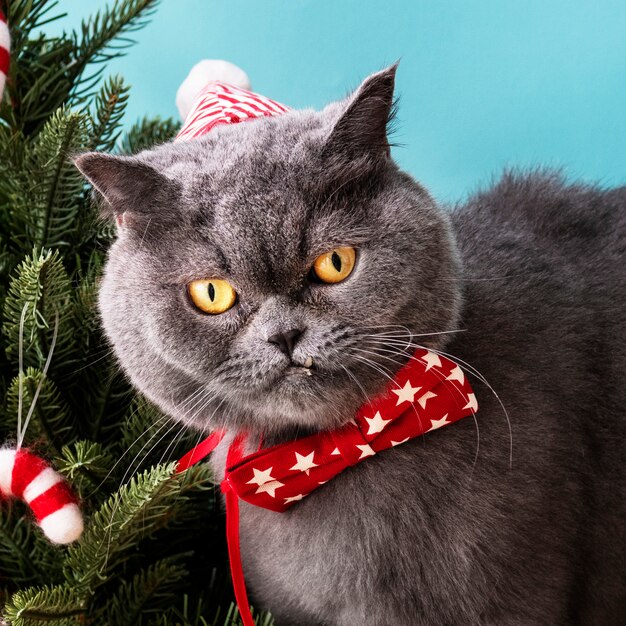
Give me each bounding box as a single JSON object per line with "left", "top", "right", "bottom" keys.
{"left": 390, "top": 437, "right": 410, "bottom": 447}
{"left": 446, "top": 365, "right": 465, "bottom": 384}
{"left": 417, "top": 391, "right": 437, "bottom": 409}
{"left": 391, "top": 380, "right": 422, "bottom": 405}
{"left": 421, "top": 352, "right": 442, "bottom": 371}
{"left": 428, "top": 414, "right": 450, "bottom": 431}
{"left": 246, "top": 467, "right": 276, "bottom": 487}
{"left": 356, "top": 444, "right": 376, "bottom": 459}
{"left": 364, "top": 411, "right": 392, "bottom": 435}
{"left": 464, "top": 393, "right": 478, "bottom": 412}
{"left": 289, "top": 451, "right": 318, "bottom": 475}
{"left": 255, "top": 480, "right": 285, "bottom": 498}
{"left": 229, "top": 348, "right": 477, "bottom": 509}
{"left": 284, "top": 494, "right": 304, "bottom": 504}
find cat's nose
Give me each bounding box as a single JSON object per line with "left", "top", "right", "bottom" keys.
{"left": 267, "top": 328, "right": 305, "bottom": 358}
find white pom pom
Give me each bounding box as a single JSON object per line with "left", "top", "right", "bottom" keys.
{"left": 39, "top": 503, "right": 84, "bottom": 544}
{"left": 176, "top": 60, "right": 251, "bottom": 121}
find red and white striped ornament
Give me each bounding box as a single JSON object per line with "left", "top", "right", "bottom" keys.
{"left": 0, "top": 9, "right": 9, "bottom": 98}
{"left": 0, "top": 309, "right": 83, "bottom": 545}
{"left": 0, "top": 447, "right": 83, "bottom": 544}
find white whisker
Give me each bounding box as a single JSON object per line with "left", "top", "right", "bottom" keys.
{"left": 367, "top": 336, "right": 512, "bottom": 468}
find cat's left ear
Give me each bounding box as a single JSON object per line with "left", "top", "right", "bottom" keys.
{"left": 73, "top": 152, "right": 179, "bottom": 230}
{"left": 324, "top": 63, "right": 398, "bottom": 162}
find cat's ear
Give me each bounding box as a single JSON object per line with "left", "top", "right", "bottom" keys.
{"left": 74, "top": 152, "right": 178, "bottom": 228}
{"left": 324, "top": 64, "right": 398, "bottom": 162}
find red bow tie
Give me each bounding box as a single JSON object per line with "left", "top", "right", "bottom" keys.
{"left": 177, "top": 348, "right": 477, "bottom": 626}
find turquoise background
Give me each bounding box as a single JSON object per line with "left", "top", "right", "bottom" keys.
{"left": 51, "top": 1, "right": 626, "bottom": 203}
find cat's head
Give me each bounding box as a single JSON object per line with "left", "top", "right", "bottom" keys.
{"left": 75, "top": 66, "right": 462, "bottom": 436}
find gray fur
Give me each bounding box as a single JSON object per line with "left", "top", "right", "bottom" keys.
{"left": 76, "top": 66, "right": 626, "bottom": 625}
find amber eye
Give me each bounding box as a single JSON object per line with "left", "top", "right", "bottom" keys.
{"left": 188, "top": 278, "right": 237, "bottom": 314}
{"left": 312, "top": 247, "right": 356, "bottom": 284}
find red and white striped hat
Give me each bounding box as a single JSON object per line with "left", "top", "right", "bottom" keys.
{"left": 175, "top": 61, "right": 289, "bottom": 142}
{"left": 0, "top": 9, "right": 9, "bottom": 98}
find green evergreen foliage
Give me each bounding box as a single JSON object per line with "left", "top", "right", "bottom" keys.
{"left": 0, "top": 2, "right": 273, "bottom": 624}
{"left": 119, "top": 116, "right": 181, "bottom": 155}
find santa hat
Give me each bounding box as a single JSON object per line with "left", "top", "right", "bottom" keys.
{"left": 175, "top": 60, "right": 289, "bottom": 142}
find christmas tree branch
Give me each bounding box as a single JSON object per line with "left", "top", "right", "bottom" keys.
{"left": 75, "top": 0, "right": 159, "bottom": 67}
{"left": 88, "top": 75, "right": 129, "bottom": 152}
{"left": 3, "top": 585, "right": 85, "bottom": 625}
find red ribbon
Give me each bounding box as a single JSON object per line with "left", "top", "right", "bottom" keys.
{"left": 176, "top": 348, "right": 477, "bottom": 625}
{"left": 177, "top": 431, "right": 255, "bottom": 625}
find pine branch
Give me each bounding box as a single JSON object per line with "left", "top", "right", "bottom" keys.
{"left": 74, "top": 0, "right": 160, "bottom": 68}
{"left": 0, "top": 0, "right": 71, "bottom": 131}
{"left": 4, "top": 367, "right": 79, "bottom": 449}
{"left": 3, "top": 585, "right": 85, "bottom": 626}
{"left": 0, "top": 238, "right": 17, "bottom": 320}
{"left": 82, "top": 366, "right": 132, "bottom": 444}
{"left": 119, "top": 116, "right": 180, "bottom": 154}
{"left": 4, "top": 2, "right": 66, "bottom": 42}
{"left": 96, "top": 558, "right": 187, "bottom": 626}
{"left": 63, "top": 258, "right": 133, "bottom": 442}
{"left": 118, "top": 397, "right": 170, "bottom": 468}
{"left": 151, "top": 594, "right": 275, "bottom": 626}
{"left": 88, "top": 75, "right": 130, "bottom": 152}
{"left": 118, "top": 397, "right": 199, "bottom": 474}
{"left": 0, "top": 130, "right": 24, "bottom": 243}
{"left": 214, "top": 605, "right": 275, "bottom": 626}
{"left": 0, "top": 506, "right": 63, "bottom": 591}
{"left": 23, "top": 108, "right": 90, "bottom": 250}
{"left": 67, "top": 264, "right": 101, "bottom": 350}
{"left": 1, "top": 249, "right": 76, "bottom": 377}
{"left": 3, "top": 1, "right": 159, "bottom": 135}
{"left": 1, "top": 32, "right": 77, "bottom": 135}
{"left": 63, "top": 463, "right": 183, "bottom": 594}
{"left": 55, "top": 440, "right": 114, "bottom": 502}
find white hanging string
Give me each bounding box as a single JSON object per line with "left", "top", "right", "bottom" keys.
{"left": 16, "top": 302, "right": 60, "bottom": 449}
{"left": 17, "top": 302, "right": 28, "bottom": 446}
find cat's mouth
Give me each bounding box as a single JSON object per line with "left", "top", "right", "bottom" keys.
{"left": 266, "top": 357, "right": 327, "bottom": 394}
{"left": 206, "top": 354, "right": 363, "bottom": 430}
{"left": 284, "top": 356, "right": 315, "bottom": 378}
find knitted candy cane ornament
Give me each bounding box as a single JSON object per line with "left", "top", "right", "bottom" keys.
{"left": 0, "top": 305, "right": 83, "bottom": 545}
{"left": 0, "top": 448, "right": 83, "bottom": 544}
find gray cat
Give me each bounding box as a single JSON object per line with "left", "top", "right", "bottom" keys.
{"left": 75, "top": 66, "right": 626, "bottom": 625}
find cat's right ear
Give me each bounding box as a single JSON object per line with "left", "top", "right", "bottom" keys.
{"left": 317, "top": 64, "right": 398, "bottom": 188}
{"left": 73, "top": 152, "right": 178, "bottom": 228}
{"left": 323, "top": 64, "right": 397, "bottom": 162}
